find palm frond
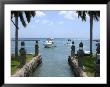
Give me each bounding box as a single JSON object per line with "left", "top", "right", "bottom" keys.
{"left": 11, "top": 11, "right": 14, "bottom": 19}
{"left": 30, "top": 11, "right": 36, "bottom": 17}
{"left": 93, "top": 11, "right": 100, "bottom": 21}
{"left": 76, "top": 11, "right": 87, "bottom": 22}
{"left": 88, "top": 11, "right": 100, "bottom": 21}
{"left": 24, "top": 11, "right": 31, "bottom": 23}
{"left": 77, "top": 11, "right": 100, "bottom": 22}
{"left": 19, "top": 12, "right": 26, "bottom": 27}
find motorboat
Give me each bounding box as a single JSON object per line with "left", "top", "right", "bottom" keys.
{"left": 68, "top": 39, "right": 71, "bottom": 41}
{"left": 44, "top": 38, "right": 55, "bottom": 48}
{"left": 93, "top": 39, "right": 100, "bottom": 42}
{"left": 66, "top": 39, "right": 72, "bottom": 45}
{"left": 84, "top": 50, "right": 90, "bottom": 54}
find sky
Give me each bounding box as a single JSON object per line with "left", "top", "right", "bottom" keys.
{"left": 11, "top": 11, "right": 100, "bottom": 39}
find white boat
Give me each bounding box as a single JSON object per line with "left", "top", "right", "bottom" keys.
{"left": 44, "top": 38, "right": 55, "bottom": 48}
{"left": 65, "top": 39, "right": 72, "bottom": 46}
{"left": 84, "top": 51, "right": 90, "bottom": 54}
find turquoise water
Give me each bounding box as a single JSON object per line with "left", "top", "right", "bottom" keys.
{"left": 11, "top": 38, "right": 98, "bottom": 77}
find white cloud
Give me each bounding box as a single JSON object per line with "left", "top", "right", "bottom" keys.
{"left": 59, "top": 11, "right": 82, "bottom": 20}
{"left": 59, "top": 11, "right": 67, "bottom": 15}
{"left": 42, "top": 19, "right": 49, "bottom": 24}
{"left": 59, "top": 11, "right": 78, "bottom": 20}
{"left": 86, "top": 14, "right": 89, "bottom": 19}
{"left": 36, "top": 11, "right": 46, "bottom": 17}
{"left": 35, "top": 20, "right": 40, "bottom": 23}
{"left": 42, "top": 19, "right": 54, "bottom": 26}
{"left": 49, "top": 22, "right": 54, "bottom": 25}
{"left": 59, "top": 11, "right": 90, "bottom": 21}
{"left": 59, "top": 21, "right": 64, "bottom": 24}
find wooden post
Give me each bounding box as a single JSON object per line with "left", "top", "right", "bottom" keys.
{"left": 71, "top": 41, "right": 75, "bottom": 57}
{"left": 77, "top": 42, "right": 84, "bottom": 70}
{"left": 96, "top": 43, "right": 100, "bottom": 63}
{"left": 35, "top": 40, "right": 39, "bottom": 56}
{"left": 19, "top": 41, "right": 26, "bottom": 68}
{"left": 95, "top": 43, "right": 100, "bottom": 77}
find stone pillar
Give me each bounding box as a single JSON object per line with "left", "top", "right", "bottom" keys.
{"left": 95, "top": 43, "right": 100, "bottom": 77}
{"left": 35, "top": 40, "right": 39, "bottom": 56}
{"left": 77, "top": 42, "right": 84, "bottom": 70}
{"left": 71, "top": 41, "right": 75, "bottom": 57}
{"left": 19, "top": 41, "right": 26, "bottom": 68}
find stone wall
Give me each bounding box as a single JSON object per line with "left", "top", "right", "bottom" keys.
{"left": 12, "top": 54, "right": 42, "bottom": 77}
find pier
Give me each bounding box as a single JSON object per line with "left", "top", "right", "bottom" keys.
{"left": 68, "top": 41, "right": 100, "bottom": 77}
{"left": 12, "top": 54, "right": 42, "bottom": 77}
{"left": 11, "top": 40, "right": 100, "bottom": 77}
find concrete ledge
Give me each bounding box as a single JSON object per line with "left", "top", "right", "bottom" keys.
{"left": 12, "top": 54, "right": 42, "bottom": 77}
{"left": 68, "top": 56, "right": 87, "bottom": 77}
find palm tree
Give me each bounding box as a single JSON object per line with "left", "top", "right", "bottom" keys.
{"left": 11, "top": 11, "right": 36, "bottom": 59}
{"left": 76, "top": 11, "right": 100, "bottom": 56}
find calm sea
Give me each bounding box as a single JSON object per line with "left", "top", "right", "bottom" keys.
{"left": 11, "top": 38, "right": 98, "bottom": 54}
{"left": 11, "top": 38, "right": 99, "bottom": 77}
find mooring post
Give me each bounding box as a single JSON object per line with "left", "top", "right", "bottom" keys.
{"left": 96, "top": 43, "right": 100, "bottom": 63}
{"left": 35, "top": 40, "right": 39, "bottom": 56}
{"left": 77, "top": 42, "right": 84, "bottom": 70}
{"left": 71, "top": 41, "right": 75, "bottom": 57}
{"left": 19, "top": 41, "right": 26, "bottom": 68}
{"left": 95, "top": 43, "right": 100, "bottom": 77}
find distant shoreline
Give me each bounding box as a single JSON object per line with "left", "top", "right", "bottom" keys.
{"left": 11, "top": 38, "right": 100, "bottom": 41}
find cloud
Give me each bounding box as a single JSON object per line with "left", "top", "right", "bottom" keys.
{"left": 59, "top": 11, "right": 90, "bottom": 21}
{"left": 42, "top": 19, "right": 49, "bottom": 24}
{"left": 59, "top": 21, "right": 64, "bottom": 24}
{"left": 35, "top": 20, "right": 40, "bottom": 23}
{"left": 42, "top": 19, "right": 54, "bottom": 26}
{"left": 36, "top": 11, "right": 46, "bottom": 17}
{"left": 59, "top": 11, "right": 78, "bottom": 20}
{"left": 49, "top": 22, "right": 54, "bottom": 25}
{"left": 59, "top": 11, "right": 67, "bottom": 15}
{"left": 86, "top": 14, "right": 89, "bottom": 19}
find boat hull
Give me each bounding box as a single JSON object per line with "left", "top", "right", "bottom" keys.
{"left": 44, "top": 38, "right": 54, "bottom": 48}
{"left": 44, "top": 44, "right": 53, "bottom": 48}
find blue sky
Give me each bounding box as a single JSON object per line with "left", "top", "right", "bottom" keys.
{"left": 11, "top": 11, "right": 100, "bottom": 39}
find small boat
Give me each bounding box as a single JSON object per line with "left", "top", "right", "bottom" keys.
{"left": 44, "top": 38, "right": 55, "bottom": 48}
{"left": 66, "top": 39, "right": 72, "bottom": 45}
{"left": 68, "top": 39, "right": 71, "bottom": 41}
{"left": 93, "top": 39, "right": 100, "bottom": 42}
{"left": 66, "top": 43, "right": 72, "bottom": 46}
{"left": 84, "top": 51, "right": 90, "bottom": 54}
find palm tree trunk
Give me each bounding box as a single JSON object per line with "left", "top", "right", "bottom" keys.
{"left": 90, "top": 15, "right": 93, "bottom": 56}
{"left": 15, "top": 14, "right": 18, "bottom": 59}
